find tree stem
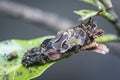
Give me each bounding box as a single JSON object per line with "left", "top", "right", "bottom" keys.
{"left": 102, "top": 8, "right": 120, "bottom": 35}
{"left": 99, "top": 0, "right": 120, "bottom": 35}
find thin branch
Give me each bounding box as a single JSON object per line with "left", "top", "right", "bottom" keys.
{"left": 99, "top": 0, "right": 120, "bottom": 35}
{"left": 0, "top": 1, "right": 74, "bottom": 31}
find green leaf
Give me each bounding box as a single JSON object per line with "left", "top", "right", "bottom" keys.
{"left": 95, "top": 34, "right": 118, "bottom": 43}
{"left": 81, "top": 0, "right": 113, "bottom": 19}
{"left": 82, "top": 0, "right": 99, "bottom": 6}
{"left": 82, "top": 0, "right": 105, "bottom": 10}
{"left": 74, "top": 10, "right": 98, "bottom": 21}
{"left": 99, "top": 10, "right": 116, "bottom": 22}
{"left": 0, "top": 36, "right": 55, "bottom": 80}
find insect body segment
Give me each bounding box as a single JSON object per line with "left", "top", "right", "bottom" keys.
{"left": 22, "top": 18, "right": 104, "bottom": 67}
{"left": 22, "top": 39, "right": 52, "bottom": 67}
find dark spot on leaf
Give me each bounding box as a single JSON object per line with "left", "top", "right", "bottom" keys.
{"left": 14, "top": 59, "right": 18, "bottom": 65}
{"left": 7, "top": 51, "right": 18, "bottom": 61}
{"left": 17, "top": 72, "right": 22, "bottom": 76}
{"left": 35, "top": 66, "right": 38, "bottom": 70}
{"left": 3, "top": 53, "right": 7, "bottom": 60}
{"left": 14, "top": 59, "right": 18, "bottom": 62}
{"left": 3, "top": 40, "right": 9, "bottom": 45}
{"left": 10, "top": 64, "right": 12, "bottom": 66}
{"left": 2, "top": 74, "right": 9, "bottom": 80}
{"left": 28, "top": 69, "right": 32, "bottom": 73}
{"left": 3, "top": 64, "right": 7, "bottom": 67}
{"left": 3, "top": 53, "right": 7, "bottom": 56}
